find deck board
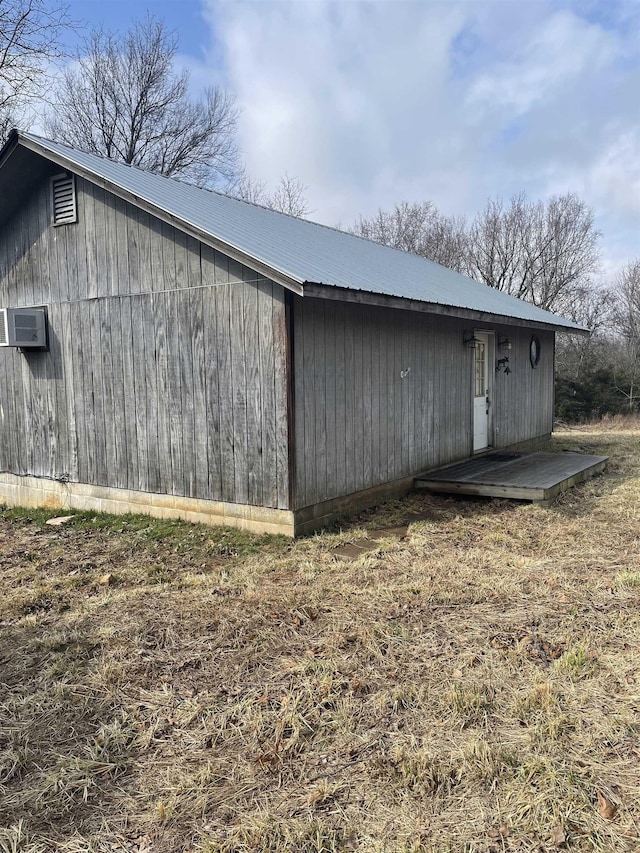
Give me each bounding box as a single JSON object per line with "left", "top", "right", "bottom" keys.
{"left": 415, "top": 452, "right": 608, "bottom": 502}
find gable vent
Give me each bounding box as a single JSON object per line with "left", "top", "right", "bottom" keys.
{"left": 51, "top": 173, "right": 77, "bottom": 225}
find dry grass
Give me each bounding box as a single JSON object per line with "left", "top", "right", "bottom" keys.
{"left": 0, "top": 422, "right": 639, "bottom": 852}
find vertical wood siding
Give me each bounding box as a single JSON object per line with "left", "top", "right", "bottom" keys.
{"left": 0, "top": 176, "right": 290, "bottom": 509}
{"left": 492, "top": 326, "right": 555, "bottom": 448}
{"left": 292, "top": 298, "right": 555, "bottom": 510}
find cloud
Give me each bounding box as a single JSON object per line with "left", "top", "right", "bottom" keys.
{"left": 202, "top": 0, "right": 638, "bottom": 270}
{"left": 205, "top": 1, "right": 471, "bottom": 217}
{"left": 467, "top": 10, "right": 616, "bottom": 118}
{"left": 590, "top": 128, "right": 640, "bottom": 217}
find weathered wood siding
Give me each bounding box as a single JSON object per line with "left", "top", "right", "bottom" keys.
{"left": 491, "top": 325, "right": 554, "bottom": 448}
{"left": 292, "top": 299, "right": 469, "bottom": 509}
{"left": 292, "top": 298, "right": 554, "bottom": 510}
{"left": 0, "top": 175, "right": 290, "bottom": 509}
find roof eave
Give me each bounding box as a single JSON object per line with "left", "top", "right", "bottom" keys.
{"left": 13, "top": 132, "right": 305, "bottom": 297}
{"left": 303, "top": 282, "right": 590, "bottom": 336}
{"left": 4, "top": 132, "right": 592, "bottom": 336}
{"left": 0, "top": 128, "right": 19, "bottom": 169}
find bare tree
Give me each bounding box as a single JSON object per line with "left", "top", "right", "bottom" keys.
{"left": 46, "top": 15, "right": 239, "bottom": 188}
{"left": 0, "top": 0, "right": 70, "bottom": 139}
{"left": 0, "top": 103, "right": 15, "bottom": 141}
{"left": 555, "top": 287, "right": 611, "bottom": 381}
{"left": 606, "top": 337, "right": 640, "bottom": 413}
{"left": 232, "top": 173, "right": 266, "bottom": 206}
{"left": 350, "top": 201, "right": 468, "bottom": 271}
{"left": 268, "top": 173, "right": 310, "bottom": 217}
{"left": 556, "top": 262, "right": 640, "bottom": 418}
{"left": 609, "top": 260, "right": 640, "bottom": 411}
{"left": 233, "top": 171, "right": 310, "bottom": 217}
{"left": 467, "top": 192, "right": 600, "bottom": 314}
{"left": 611, "top": 260, "right": 640, "bottom": 349}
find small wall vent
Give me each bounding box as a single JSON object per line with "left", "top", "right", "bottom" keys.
{"left": 51, "top": 173, "right": 77, "bottom": 225}
{"left": 0, "top": 308, "right": 48, "bottom": 349}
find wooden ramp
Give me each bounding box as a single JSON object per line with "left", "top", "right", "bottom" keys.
{"left": 415, "top": 452, "right": 608, "bottom": 504}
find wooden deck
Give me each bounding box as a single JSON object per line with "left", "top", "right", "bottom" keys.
{"left": 415, "top": 451, "right": 608, "bottom": 503}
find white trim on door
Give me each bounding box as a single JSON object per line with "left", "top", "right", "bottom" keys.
{"left": 473, "top": 332, "right": 493, "bottom": 452}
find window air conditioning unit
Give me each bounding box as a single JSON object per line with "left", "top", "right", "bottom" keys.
{"left": 0, "top": 308, "right": 48, "bottom": 349}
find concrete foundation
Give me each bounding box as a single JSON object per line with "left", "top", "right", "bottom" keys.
{"left": 0, "top": 437, "right": 565, "bottom": 538}
{"left": 0, "top": 473, "right": 295, "bottom": 537}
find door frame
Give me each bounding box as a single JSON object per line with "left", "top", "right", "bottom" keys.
{"left": 471, "top": 330, "right": 495, "bottom": 453}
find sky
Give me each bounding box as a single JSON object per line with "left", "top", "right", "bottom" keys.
{"left": 59, "top": 0, "right": 640, "bottom": 277}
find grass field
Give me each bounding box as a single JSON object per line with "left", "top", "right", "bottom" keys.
{"left": 0, "top": 420, "right": 638, "bottom": 852}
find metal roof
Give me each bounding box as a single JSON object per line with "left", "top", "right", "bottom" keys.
{"left": 11, "top": 131, "right": 585, "bottom": 331}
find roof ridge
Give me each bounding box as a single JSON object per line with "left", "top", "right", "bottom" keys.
{"left": 9, "top": 130, "right": 585, "bottom": 333}
{"left": 20, "top": 131, "right": 455, "bottom": 271}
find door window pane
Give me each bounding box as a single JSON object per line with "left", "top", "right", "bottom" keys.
{"left": 475, "top": 342, "right": 486, "bottom": 397}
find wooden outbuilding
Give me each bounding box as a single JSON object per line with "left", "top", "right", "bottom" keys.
{"left": 0, "top": 131, "right": 586, "bottom": 535}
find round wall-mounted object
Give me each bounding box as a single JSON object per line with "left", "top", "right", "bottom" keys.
{"left": 529, "top": 334, "right": 541, "bottom": 368}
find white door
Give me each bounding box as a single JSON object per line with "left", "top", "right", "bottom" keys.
{"left": 473, "top": 333, "right": 491, "bottom": 451}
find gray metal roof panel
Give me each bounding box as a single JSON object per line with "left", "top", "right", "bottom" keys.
{"left": 18, "top": 132, "right": 585, "bottom": 331}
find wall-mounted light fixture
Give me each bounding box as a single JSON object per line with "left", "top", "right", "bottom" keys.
{"left": 496, "top": 356, "right": 511, "bottom": 374}
{"left": 498, "top": 336, "right": 512, "bottom": 350}
{"left": 463, "top": 330, "right": 481, "bottom": 349}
